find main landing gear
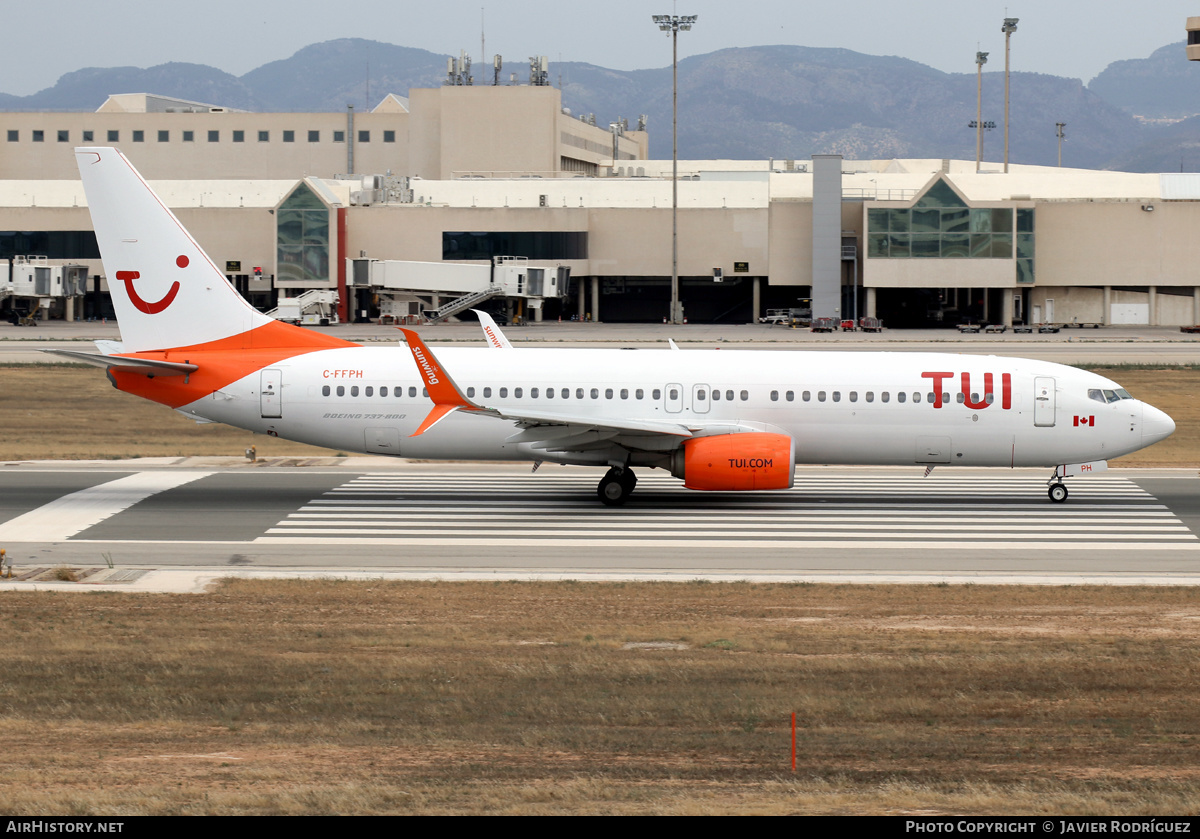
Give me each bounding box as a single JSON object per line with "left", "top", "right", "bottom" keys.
{"left": 598, "top": 467, "right": 637, "bottom": 507}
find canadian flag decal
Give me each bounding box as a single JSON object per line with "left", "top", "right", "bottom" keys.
{"left": 1074, "top": 415, "right": 1095, "bottom": 427}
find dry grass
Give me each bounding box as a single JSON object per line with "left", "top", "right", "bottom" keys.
{"left": 0, "top": 364, "right": 1195, "bottom": 464}
{"left": 2, "top": 580, "right": 1200, "bottom": 814}
{"left": 0, "top": 365, "right": 333, "bottom": 460}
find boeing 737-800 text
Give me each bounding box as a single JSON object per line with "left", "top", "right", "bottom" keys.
{"left": 54, "top": 148, "right": 1176, "bottom": 506}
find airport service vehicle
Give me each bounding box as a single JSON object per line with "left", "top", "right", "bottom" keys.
{"left": 55, "top": 148, "right": 1175, "bottom": 506}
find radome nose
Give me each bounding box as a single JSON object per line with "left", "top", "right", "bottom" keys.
{"left": 1142, "top": 403, "right": 1176, "bottom": 446}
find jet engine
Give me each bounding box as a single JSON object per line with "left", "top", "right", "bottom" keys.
{"left": 670, "top": 432, "right": 796, "bottom": 491}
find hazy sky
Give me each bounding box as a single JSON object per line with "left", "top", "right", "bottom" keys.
{"left": 2, "top": 0, "right": 1195, "bottom": 96}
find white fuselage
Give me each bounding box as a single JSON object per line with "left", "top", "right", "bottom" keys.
{"left": 173, "top": 347, "right": 1172, "bottom": 470}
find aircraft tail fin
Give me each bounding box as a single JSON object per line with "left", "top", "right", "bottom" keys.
{"left": 76, "top": 147, "right": 340, "bottom": 353}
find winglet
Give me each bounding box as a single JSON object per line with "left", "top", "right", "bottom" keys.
{"left": 399, "top": 328, "right": 486, "bottom": 436}
{"left": 473, "top": 309, "right": 513, "bottom": 349}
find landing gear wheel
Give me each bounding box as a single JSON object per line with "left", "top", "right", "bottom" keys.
{"left": 598, "top": 468, "right": 635, "bottom": 507}
{"left": 1048, "top": 483, "right": 1068, "bottom": 504}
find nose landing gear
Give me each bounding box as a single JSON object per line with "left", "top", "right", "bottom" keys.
{"left": 598, "top": 467, "right": 637, "bottom": 506}
{"left": 1048, "top": 466, "right": 1069, "bottom": 503}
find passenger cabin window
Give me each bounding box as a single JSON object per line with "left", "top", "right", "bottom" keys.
{"left": 651, "top": 389, "right": 660, "bottom": 400}
{"left": 786, "top": 391, "right": 794, "bottom": 402}
{"left": 322, "top": 385, "right": 330, "bottom": 396}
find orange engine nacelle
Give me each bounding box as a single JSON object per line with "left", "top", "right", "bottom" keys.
{"left": 674, "top": 432, "right": 796, "bottom": 491}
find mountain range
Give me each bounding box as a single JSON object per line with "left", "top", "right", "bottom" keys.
{"left": 3, "top": 38, "right": 1199, "bottom": 172}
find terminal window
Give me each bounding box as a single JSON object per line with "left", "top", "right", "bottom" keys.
{"left": 208, "top": 130, "right": 219, "bottom": 142}
{"left": 32, "top": 130, "right": 43, "bottom": 142}
{"left": 283, "top": 131, "right": 295, "bottom": 142}
{"left": 158, "top": 130, "right": 169, "bottom": 142}
{"left": 57, "top": 130, "right": 68, "bottom": 142}
{"left": 276, "top": 183, "right": 329, "bottom": 284}
{"left": 107, "top": 130, "right": 119, "bottom": 142}
{"left": 6, "top": 131, "right": 16, "bottom": 142}
{"left": 82, "top": 131, "right": 93, "bottom": 142}
{"left": 132, "top": 130, "right": 144, "bottom": 142}
{"left": 867, "top": 177, "right": 1012, "bottom": 259}
{"left": 233, "top": 130, "right": 245, "bottom": 143}
{"left": 333, "top": 131, "right": 345, "bottom": 142}
{"left": 183, "top": 131, "right": 194, "bottom": 142}
{"left": 358, "top": 130, "right": 370, "bottom": 143}
{"left": 383, "top": 130, "right": 395, "bottom": 143}
{"left": 443, "top": 231, "right": 588, "bottom": 261}
{"left": 308, "top": 130, "right": 320, "bottom": 143}
{"left": 258, "top": 131, "right": 269, "bottom": 142}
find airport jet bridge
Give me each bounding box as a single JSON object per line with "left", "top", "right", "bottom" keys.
{"left": 348, "top": 255, "right": 570, "bottom": 323}
{"left": 4, "top": 256, "right": 89, "bottom": 324}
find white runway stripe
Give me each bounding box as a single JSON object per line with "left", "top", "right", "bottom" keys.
{"left": 0, "top": 472, "right": 212, "bottom": 542}
{"left": 255, "top": 474, "right": 1199, "bottom": 551}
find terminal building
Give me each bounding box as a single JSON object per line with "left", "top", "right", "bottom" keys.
{"left": 3, "top": 79, "right": 1200, "bottom": 328}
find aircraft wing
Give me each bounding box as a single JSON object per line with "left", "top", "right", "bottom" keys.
{"left": 399, "top": 328, "right": 776, "bottom": 453}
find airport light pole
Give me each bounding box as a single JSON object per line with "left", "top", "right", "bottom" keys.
{"left": 975, "top": 51, "right": 988, "bottom": 172}
{"left": 652, "top": 13, "right": 697, "bottom": 324}
{"left": 1056, "top": 122, "right": 1066, "bottom": 167}
{"left": 1002, "top": 17, "right": 1018, "bottom": 174}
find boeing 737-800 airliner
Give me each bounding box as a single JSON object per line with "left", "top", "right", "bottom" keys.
{"left": 54, "top": 148, "right": 1176, "bottom": 506}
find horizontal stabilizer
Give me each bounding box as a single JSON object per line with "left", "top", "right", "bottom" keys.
{"left": 43, "top": 349, "right": 197, "bottom": 377}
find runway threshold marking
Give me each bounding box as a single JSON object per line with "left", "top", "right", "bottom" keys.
{"left": 254, "top": 474, "right": 1200, "bottom": 551}
{"left": 0, "top": 472, "right": 212, "bottom": 542}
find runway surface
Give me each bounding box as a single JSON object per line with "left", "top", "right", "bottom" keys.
{"left": 2, "top": 464, "right": 1199, "bottom": 586}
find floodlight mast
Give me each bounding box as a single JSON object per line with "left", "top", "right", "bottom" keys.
{"left": 652, "top": 14, "right": 697, "bottom": 324}
{"left": 1002, "top": 18, "right": 1018, "bottom": 174}
{"left": 975, "top": 51, "right": 988, "bottom": 172}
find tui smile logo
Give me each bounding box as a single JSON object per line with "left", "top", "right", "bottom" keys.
{"left": 115, "top": 255, "right": 188, "bottom": 314}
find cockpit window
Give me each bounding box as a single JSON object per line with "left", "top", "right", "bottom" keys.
{"left": 1088, "top": 389, "right": 1105, "bottom": 404}
{"left": 1115, "top": 388, "right": 1133, "bottom": 400}
{"left": 1103, "top": 389, "right": 1120, "bottom": 403}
